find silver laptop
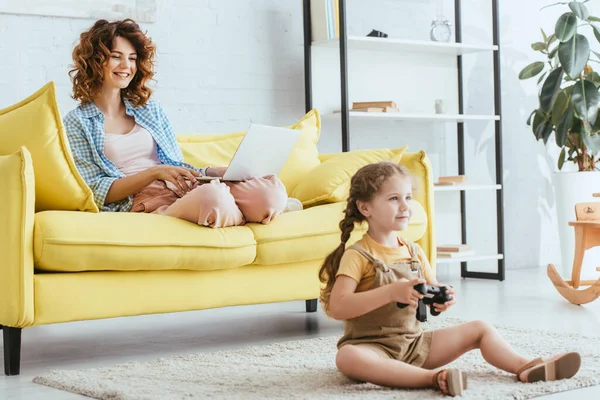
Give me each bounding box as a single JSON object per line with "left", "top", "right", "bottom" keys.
{"left": 197, "top": 123, "right": 301, "bottom": 182}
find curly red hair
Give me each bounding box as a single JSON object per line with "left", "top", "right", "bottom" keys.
{"left": 69, "top": 19, "right": 156, "bottom": 107}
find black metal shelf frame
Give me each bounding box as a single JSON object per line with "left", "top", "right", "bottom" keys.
{"left": 302, "top": 0, "right": 505, "bottom": 281}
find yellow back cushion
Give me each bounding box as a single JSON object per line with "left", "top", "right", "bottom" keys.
{"left": 0, "top": 82, "right": 97, "bottom": 212}
{"left": 291, "top": 146, "right": 408, "bottom": 207}
{"left": 177, "top": 109, "right": 321, "bottom": 194}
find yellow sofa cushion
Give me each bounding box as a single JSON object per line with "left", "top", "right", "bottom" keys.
{"left": 33, "top": 212, "right": 256, "bottom": 272}
{"left": 0, "top": 147, "right": 35, "bottom": 327}
{"left": 246, "top": 200, "right": 427, "bottom": 266}
{"left": 177, "top": 109, "right": 321, "bottom": 194}
{"left": 291, "top": 146, "right": 408, "bottom": 207}
{"left": 0, "top": 82, "right": 97, "bottom": 212}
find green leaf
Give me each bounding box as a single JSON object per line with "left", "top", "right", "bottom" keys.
{"left": 538, "top": 70, "right": 548, "bottom": 85}
{"left": 548, "top": 34, "right": 558, "bottom": 46}
{"left": 572, "top": 79, "right": 599, "bottom": 123}
{"left": 552, "top": 88, "right": 571, "bottom": 125}
{"left": 533, "top": 109, "right": 544, "bottom": 134}
{"left": 592, "top": 50, "right": 600, "bottom": 59}
{"left": 585, "top": 71, "right": 600, "bottom": 86}
{"left": 593, "top": 112, "right": 600, "bottom": 133}
{"left": 593, "top": 25, "right": 600, "bottom": 43}
{"left": 582, "top": 132, "right": 600, "bottom": 153}
{"left": 536, "top": 120, "right": 554, "bottom": 144}
{"left": 555, "top": 12, "right": 578, "bottom": 42}
{"left": 556, "top": 104, "right": 574, "bottom": 146}
{"left": 558, "top": 34, "right": 590, "bottom": 78}
{"left": 569, "top": 1, "right": 589, "bottom": 20}
{"left": 519, "top": 61, "right": 545, "bottom": 79}
{"left": 558, "top": 147, "right": 566, "bottom": 170}
{"left": 542, "top": 28, "right": 548, "bottom": 42}
{"left": 540, "top": 67, "right": 564, "bottom": 111}
{"left": 589, "top": 16, "right": 600, "bottom": 22}
{"left": 527, "top": 110, "right": 537, "bottom": 126}
{"left": 532, "top": 42, "right": 547, "bottom": 51}
{"left": 549, "top": 45, "right": 559, "bottom": 59}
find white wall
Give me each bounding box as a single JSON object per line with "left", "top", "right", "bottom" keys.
{"left": 1, "top": 0, "right": 599, "bottom": 274}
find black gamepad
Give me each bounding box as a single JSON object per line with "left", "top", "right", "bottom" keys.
{"left": 397, "top": 283, "right": 453, "bottom": 316}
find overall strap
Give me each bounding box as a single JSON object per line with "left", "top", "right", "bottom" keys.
{"left": 402, "top": 239, "right": 424, "bottom": 277}
{"left": 346, "top": 244, "right": 390, "bottom": 272}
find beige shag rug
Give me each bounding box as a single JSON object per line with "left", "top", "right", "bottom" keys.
{"left": 33, "top": 317, "right": 600, "bottom": 399}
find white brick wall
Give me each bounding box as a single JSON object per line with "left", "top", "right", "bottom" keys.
{"left": 0, "top": 0, "right": 306, "bottom": 133}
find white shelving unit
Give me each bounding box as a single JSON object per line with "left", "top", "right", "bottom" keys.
{"left": 434, "top": 184, "right": 502, "bottom": 192}
{"left": 437, "top": 254, "right": 504, "bottom": 264}
{"left": 312, "top": 36, "right": 498, "bottom": 55}
{"left": 303, "top": 0, "right": 505, "bottom": 280}
{"left": 325, "top": 111, "right": 500, "bottom": 123}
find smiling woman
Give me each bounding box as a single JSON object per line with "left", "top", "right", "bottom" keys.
{"left": 63, "top": 19, "right": 289, "bottom": 228}
{"left": 69, "top": 19, "right": 155, "bottom": 108}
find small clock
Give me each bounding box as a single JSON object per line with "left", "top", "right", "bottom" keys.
{"left": 430, "top": 19, "right": 452, "bottom": 42}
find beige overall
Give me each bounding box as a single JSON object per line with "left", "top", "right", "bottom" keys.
{"left": 337, "top": 241, "right": 433, "bottom": 367}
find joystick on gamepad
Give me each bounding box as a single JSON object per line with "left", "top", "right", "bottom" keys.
{"left": 397, "top": 283, "right": 453, "bottom": 317}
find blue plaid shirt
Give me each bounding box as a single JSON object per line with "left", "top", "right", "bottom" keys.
{"left": 63, "top": 98, "right": 201, "bottom": 212}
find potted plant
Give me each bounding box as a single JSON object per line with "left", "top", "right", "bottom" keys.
{"left": 519, "top": 0, "right": 600, "bottom": 276}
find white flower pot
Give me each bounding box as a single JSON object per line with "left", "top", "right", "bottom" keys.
{"left": 553, "top": 171, "right": 600, "bottom": 277}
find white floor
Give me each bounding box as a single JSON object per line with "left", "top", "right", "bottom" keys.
{"left": 1, "top": 267, "right": 600, "bottom": 399}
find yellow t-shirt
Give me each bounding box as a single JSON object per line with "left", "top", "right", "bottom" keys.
{"left": 336, "top": 233, "right": 435, "bottom": 293}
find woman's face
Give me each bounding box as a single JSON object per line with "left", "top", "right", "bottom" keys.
{"left": 102, "top": 36, "right": 137, "bottom": 90}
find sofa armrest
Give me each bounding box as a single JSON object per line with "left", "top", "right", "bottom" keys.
{"left": 0, "top": 147, "right": 35, "bottom": 328}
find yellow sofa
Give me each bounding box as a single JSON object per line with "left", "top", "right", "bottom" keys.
{"left": 0, "top": 82, "right": 436, "bottom": 376}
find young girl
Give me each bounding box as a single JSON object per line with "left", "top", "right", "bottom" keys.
{"left": 319, "top": 161, "right": 581, "bottom": 397}
{"left": 64, "top": 19, "right": 288, "bottom": 227}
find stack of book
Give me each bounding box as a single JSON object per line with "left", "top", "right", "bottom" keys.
{"left": 351, "top": 101, "right": 399, "bottom": 113}
{"left": 435, "top": 175, "right": 468, "bottom": 186}
{"left": 437, "top": 244, "right": 475, "bottom": 258}
{"left": 310, "top": 0, "right": 339, "bottom": 41}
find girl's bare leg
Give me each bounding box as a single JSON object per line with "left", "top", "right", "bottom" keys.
{"left": 336, "top": 345, "right": 437, "bottom": 388}
{"left": 421, "top": 320, "right": 530, "bottom": 375}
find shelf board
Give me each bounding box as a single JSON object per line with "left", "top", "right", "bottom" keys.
{"left": 436, "top": 254, "right": 504, "bottom": 264}
{"left": 327, "top": 112, "right": 500, "bottom": 123}
{"left": 434, "top": 184, "right": 502, "bottom": 192}
{"left": 312, "top": 36, "right": 498, "bottom": 55}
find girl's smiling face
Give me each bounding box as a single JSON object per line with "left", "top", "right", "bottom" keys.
{"left": 358, "top": 175, "right": 413, "bottom": 233}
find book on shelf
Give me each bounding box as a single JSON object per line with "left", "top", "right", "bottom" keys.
{"left": 352, "top": 101, "right": 397, "bottom": 109}
{"left": 310, "top": 0, "right": 339, "bottom": 42}
{"left": 349, "top": 106, "right": 399, "bottom": 113}
{"left": 437, "top": 250, "right": 476, "bottom": 258}
{"left": 438, "top": 175, "right": 467, "bottom": 184}
{"left": 437, "top": 244, "right": 472, "bottom": 253}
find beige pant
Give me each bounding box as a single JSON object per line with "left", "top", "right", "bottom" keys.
{"left": 131, "top": 175, "right": 288, "bottom": 228}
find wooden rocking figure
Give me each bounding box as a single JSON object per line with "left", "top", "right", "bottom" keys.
{"left": 547, "top": 197, "right": 600, "bottom": 305}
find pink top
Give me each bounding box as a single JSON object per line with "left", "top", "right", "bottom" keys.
{"left": 104, "top": 124, "right": 162, "bottom": 176}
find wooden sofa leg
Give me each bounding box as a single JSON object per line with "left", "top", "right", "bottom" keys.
{"left": 305, "top": 299, "right": 318, "bottom": 313}
{"left": 3, "top": 326, "right": 22, "bottom": 376}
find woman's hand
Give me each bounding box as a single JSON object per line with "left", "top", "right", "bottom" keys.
{"left": 206, "top": 166, "right": 228, "bottom": 177}
{"left": 150, "top": 165, "right": 201, "bottom": 196}
{"left": 431, "top": 286, "right": 456, "bottom": 314}
{"left": 389, "top": 278, "right": 426, "bottom": 307}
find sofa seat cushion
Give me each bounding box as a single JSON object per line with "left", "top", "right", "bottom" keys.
{"left": 34, "top": 211, "right": 256, "bottom": 272}
{"left": 246, "top": 200, "right": 428, "bottom": 266}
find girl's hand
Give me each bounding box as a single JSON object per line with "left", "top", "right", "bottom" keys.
{"left": 150, "top": 165, "right": 201, "bottom": 196}
{"left": 390, "top": 278, "right": 426, "bottom": 307}
{"left": 432, "top": 286, "right": 456, "bottom": 314}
